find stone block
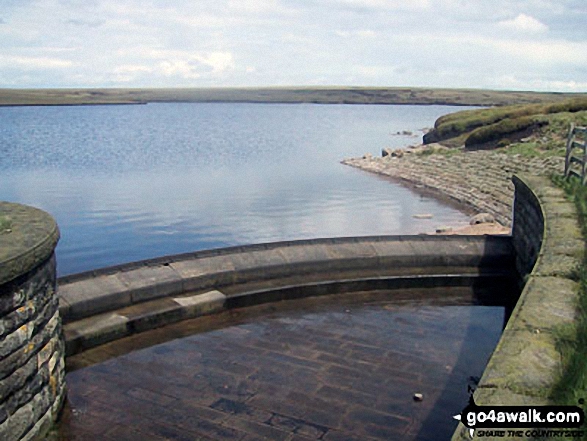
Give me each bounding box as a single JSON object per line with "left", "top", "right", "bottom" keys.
{"left": 0, "top": 402, "right": 34, "bottom": 441}
{"left": 543, "top": 237, "right": 584, "bottom": 259}
{"left": 543, "top": 202, "right": 577, "bottom": 219}
{"left": 0, "top": 354, "right": 37, "bottom": 404}
{"left": 545, "top": 217, "right": 581, "bottom": 241}
{"left": 534, "top": 253, "right": 581, "bottom": 279}
{"left": 0, "top": 300, "right": 36, "bottom": 339}
{"left": 37, "top": 337, "right": 56, "bottom": 370}
{"left": 370, "top": 240, "right": 418, "bottom": 266}
{"left": 0, "top": 385, "right": 53, "bottom": 440}
{"left": 170, "top": 256, "right": 235, "bottom": 278}
{"left": 58, "top": 274, "right": 130, "bottom": 321}
{"left": 3, "top": 365, "right": 49, "bottom": 416}
{"left": 0, "top": 287, "right": 26, "bottom": 316}
{"left": 0, "top": 322, "right": 34, "bottom": 358}
{"left": 479, "top": 328, "right": 561, "bottom": 395}
{"left": 21, "top": 407, "right": 53, "bottom": 441}
{"left": 278, "top": 244, "right": 332, "bottom": 266}
{"left": 32, "top": 295, "right": 59, "bottom": 336}
{"left": 509, "top": 277, "right": 578, "bottom": 331}
{"left": 324, "top": 242, "right": 378, "bottom": 260}
{"left": 170, "top": 256, "right": 236, "bottom": 291}
{"left": 65, "top": 312, "right": 129, "bottom": 353}
{"left": 116, "top": 265, "right": 183, "bottom": 303}
{"left": 173, "top": 290, "right": 226, "bottom": 316}
{"left": 0, "top": 310, "right": 59, "bottom": 381}
{"left": 228, "top": 249, "right": 288, "bottom": 273}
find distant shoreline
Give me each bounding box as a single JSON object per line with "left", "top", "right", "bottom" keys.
{"left": 0, "top": 101, "right": 148, "bottom": 108}
{"left": 1, "top": 86, "right": 584, "bottom": 107}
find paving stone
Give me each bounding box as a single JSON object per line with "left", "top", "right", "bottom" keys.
{"left": 223, "top": 416, "right": 291, "bottom": 440}
{"left": 57, "top": 294, "right": 505, "bottom": 440}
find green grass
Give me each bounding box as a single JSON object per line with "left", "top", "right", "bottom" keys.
{"left": 425, "top": 98, "right": 587, "bottom": 148}
{"left": 0, "top": 215, "right": 12, "bottom": 234}
{"left": 500, "top": 141, "right": 566, "bottom": 158}
{"left": 464, "top": 115, "right": 549, "bottom": 148}
{"left": 550, "top": 175, "right": 587, "bottom": 439}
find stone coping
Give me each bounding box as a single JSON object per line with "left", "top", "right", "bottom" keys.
{"left": 58, "top": 235, "right": 515, "bottom": 326}
{"left": 0, "top": 201, "right": 60, "bottom": 285}
{"left": 452, "top": 175, "right": 584, "bottom": 440}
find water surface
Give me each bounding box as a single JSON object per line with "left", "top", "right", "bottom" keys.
{"left": 0, "top": 103, "right": 472, "bottom": 275}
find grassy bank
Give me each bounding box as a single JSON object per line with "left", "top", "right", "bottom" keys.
{"left": 550, "top": 176, "right": 587, "bottom": 429}
{"left": 424, "top": 97, "right": 587, "bottom": 149}
{"left": 0, "top": 86, "right": 585, "bottom": 107}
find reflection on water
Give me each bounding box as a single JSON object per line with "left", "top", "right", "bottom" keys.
{"left": 0, "top": 103, "right": 475, "bottom": 275}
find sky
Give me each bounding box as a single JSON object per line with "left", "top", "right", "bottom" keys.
{"left": 0, "top": 0, "right": 586, "bottom": 92}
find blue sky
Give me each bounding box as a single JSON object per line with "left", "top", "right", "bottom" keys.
{"left": 0, "top": 0, "right": 586, "bottom": 91}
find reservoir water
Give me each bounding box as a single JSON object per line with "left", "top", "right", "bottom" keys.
{"left": 0, "top": 103, "right": 472, "bottom": 276}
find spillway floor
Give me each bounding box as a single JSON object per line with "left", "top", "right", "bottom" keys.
{"left": 53, "top": 290, "right": 504, "bottom": 441}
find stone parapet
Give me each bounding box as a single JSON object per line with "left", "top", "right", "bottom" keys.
{"left": 452, "top": 175, "right": 583, "bottom": 440}
{"left": 0, "top": 202, "right": 64, "bottom": 441}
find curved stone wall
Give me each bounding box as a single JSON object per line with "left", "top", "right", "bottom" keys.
{"left": 58, "top": 234, "right": 516, "bottom": 356}
{"left": 452, "top": 175, "right": 584, "bottom": 440}
{"left": 0, "top": 202, "right": 64, "bottom": 441}
{"left": 511, "top": 175, "right": 544, "bottom": 281}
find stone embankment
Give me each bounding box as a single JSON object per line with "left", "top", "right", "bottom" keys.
{"left": 342, "top": 146, "right": 564, "bottom": 227}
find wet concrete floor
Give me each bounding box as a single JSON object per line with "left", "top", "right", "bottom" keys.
{"left": 54, "top": 289, "right": 505, "bottom": 440}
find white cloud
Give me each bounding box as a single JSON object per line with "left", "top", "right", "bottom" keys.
{"left": 112, "top": 64, "right": 153, "bottom": 82}
{"left": 0, "top": 0, "right": 585, "bottom": 91}
{"left": 113, "top": 64, "right": 152, "bottom": 74}
{"left": 202, "top": 52, "right": 236, "bottom": 73}
{"left": 336, "top": 29, "right": 376, "bottom": 38}
{"left": 335, "top": 0, "right": 430, "bottom": 11}
{"left": 0, "top": 55, "right": 74, "bottom": 69}
{"left": 227, "top": 0, "right": 290, "bottom": 14}
{"left": 498, "top": 13, "right": 549, "bottom": 33}
{"left": 355, "top": 65, "right": 389, "bottom": 77}
{"left": 493, "top": 75, "right": 587, "bottom": 92}
{"left": 157, "top": 51, "right": 235, "bottom": 79}
{"left": 491, "top": 38, "right": 586, "bottom": 65}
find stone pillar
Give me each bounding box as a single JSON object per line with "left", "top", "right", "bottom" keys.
{"left": 0, "top": 202, "right": 64, "bottom": 440}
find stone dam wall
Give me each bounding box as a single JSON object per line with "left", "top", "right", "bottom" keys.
{"left": 452, "top": 175, "right": 584, "bottom": 440}
{"left": 0, "top": 202, "right": 65, "bottom": 441}
{"left": 511, "top": 176, "right": 544, "bottom": 280}
{"left": 58, "top": 234, "right": 516, "bottom": 357}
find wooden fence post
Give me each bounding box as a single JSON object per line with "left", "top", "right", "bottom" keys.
{"left": 565, "top": 122, "right": 575, "bottom": 178}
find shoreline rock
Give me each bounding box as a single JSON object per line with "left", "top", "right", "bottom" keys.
{"left": 342, "top": 145, "right": 564, "bottom": 228}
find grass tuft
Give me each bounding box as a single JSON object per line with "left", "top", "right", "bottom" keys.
{"left": 0, "top": 215, "right": 12, "bottom": 234}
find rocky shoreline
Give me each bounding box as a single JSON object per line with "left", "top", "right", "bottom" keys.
{"left": 342, "top": 144, "right": 564, "bottom": 229}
